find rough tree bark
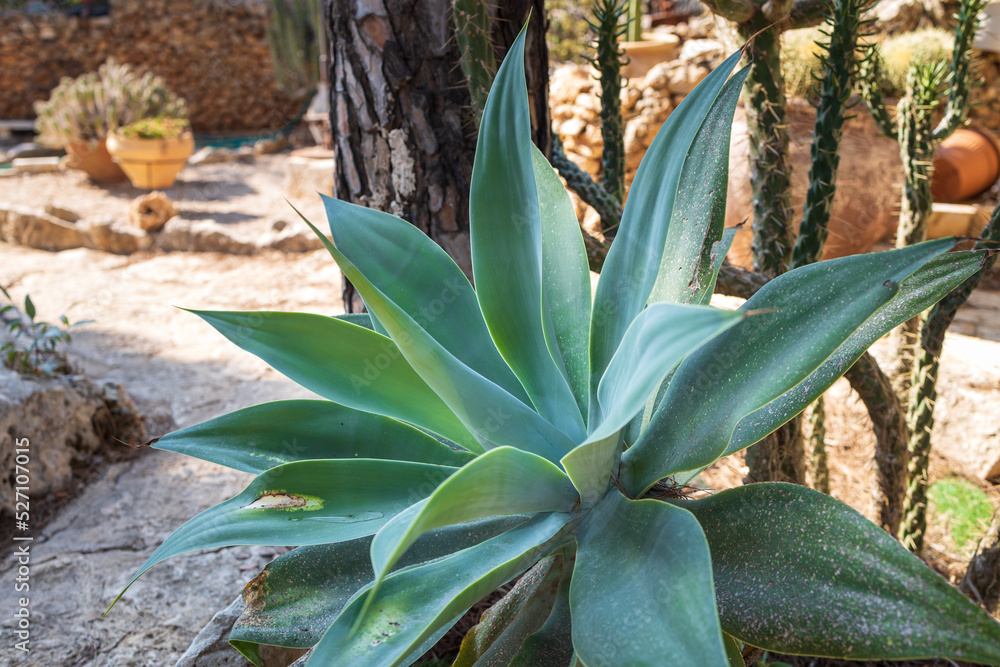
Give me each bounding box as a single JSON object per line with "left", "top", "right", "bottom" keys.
{"left": 324, "top": 0, "right": 550, "bottom": 310}
{"left": 325, "top": 0, "right": 476, "bottom": 313}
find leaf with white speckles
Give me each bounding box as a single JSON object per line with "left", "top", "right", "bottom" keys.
{"left": 620, "top": 239, "right": 972, "bottom": 495}
{"left": 679, "top": 483, "right": 1000, "bottom": 665}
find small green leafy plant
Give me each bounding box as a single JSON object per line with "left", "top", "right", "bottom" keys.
{"left": 117, "top": 116, "right": 190, "bottom": 140}
{"left": 0, "top": 287, "right": 78, "bottom": 377}
{"left": 113, "top": 30, "right": 1000, "bottom": 667}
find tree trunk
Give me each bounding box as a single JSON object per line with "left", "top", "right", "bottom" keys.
{"left": 324, "top": 0, "right": 550, "bottom": 311}
{"left": 325, "top": 0, "right": 478, "bottom": 309}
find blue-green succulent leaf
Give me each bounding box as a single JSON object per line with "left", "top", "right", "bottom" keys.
{"left": 562, "top": 303, "right": 742, "bottom": 505}
{"left": 470, "top": 26, "right": 585, "bottom": 441}
{"left": 532, "top": 143, "right": 592, "bottom": 422}
{"left": 307, "top": 512, "right": 573, "bottom": 667}
{"left": 321, "top": 195, "right": 529, "bottom": 404}
{"left": 113, "top": 459, "right": 457, "bottom": 609}
{"left": 679, "top": 483, "right": 1000, "bottom": 665}
{"left": 589, "top": 49, "right": 743, "bottom": 418}
{"left": 155, "top": 400, "right": 475, "bottom": 474}
{"left": 621, "top": 239, "right": 963, "bottom": 495}
{"left": 369, "top": 447, "right": 578, "bottom": 594}
{"left": 300, "top": 217, "right": 576, "bottom": 463}
{"left": 229, "top": 517, "right": 526, "bottom": 661}
{"left": 571, "top": 490, "right": 728, "bottom": 667}
{"left": 451, "top": 555, "right": 566, "bottom": 667}
{"left": 647, "top": 66, "right": 749, "bottom": 307}
{"left": 724, "top": 248, "right": 991, "bottom": 455}
{"left": 190, "top": 309, "right": 481, "bottom": 453}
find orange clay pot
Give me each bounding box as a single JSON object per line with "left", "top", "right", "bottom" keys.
{"left": 106, "top": 131, "right": 195, "bottom": 189}
{"left": 931, "top": 128, "right": 1000, "bottom": 203}
{"left": 65, "top": 139, "right": 127, "bottom": 184}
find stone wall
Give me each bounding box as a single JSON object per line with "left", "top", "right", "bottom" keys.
{"left": 0, "top": 0, "right": 306, "bottom": 132}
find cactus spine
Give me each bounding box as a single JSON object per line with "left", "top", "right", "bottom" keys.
{"left": 453, "top": 0, "right": 497, "bottom": 127}
{"left": 899, "top": 205, "right": 1000, "bottom": 554}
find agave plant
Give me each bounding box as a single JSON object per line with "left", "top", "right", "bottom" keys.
{"left": 111, "top": 29, "right": 1000, "bottom": 667}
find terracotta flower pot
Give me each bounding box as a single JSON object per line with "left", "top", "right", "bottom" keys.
{"left": 931, "top": 127, "right": 1000, "bottom": 203}
{"left": 106, "top": 131, "right": 195, "bottom": 189}
{"left": 65, "top": 139, "right": 127, "bottom": 184}
{"left": 621, "top": 33, "right": 680, "bottom": 79}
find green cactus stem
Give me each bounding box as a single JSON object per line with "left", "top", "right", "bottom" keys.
{"left": 787, "top": 0, "right": 869, "bottom": 492}
{"left": 738, "top": 20, "right": 795, "bottom": 280}
{"left": 857, "top": 46, "right": 897, "bottom": 139}
{"left": 933, "top": 0, "right": 987, "bottom": 141}
{"left": 266, "top": 0, "right": 323, "bottom": 97}
{"left": 899, "top": 205, "right": 1000, "bottom": 555}
{"left": 589, "top": 0, "right": 628, "bottom": 209}
{"left": 805, "top": 396, "right": 830, "bottom": 494}
{"left": 625, "top": 0, "right": 643, "bottom": 42}
{"left": 789, "top": 0, "right": 869, "bottom": 270}
{"left": 453, "top": 0, "right": 497, "bottom": 126}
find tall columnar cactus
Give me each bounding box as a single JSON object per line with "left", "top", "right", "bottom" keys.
{"left": 789, "top": 0, "right": 870, "bottom": 270}
{"left": 741, "top": 22, "right": 797, "bottom": 280}
{"left": 899, "top": 205, "right": 1000, "bottom": 555}
{"left": 626, "top": 0, "right": 643, "bottom": 42}
{"left": 857, "top": 0, "right": 985, "bottom": 548}
{"left": 785, "top": 0, "right": 868, "bottom": 491}
{"left": 589, "top": 0, "right": 628, "bottom": 209}
{"left": 266, "top": 0, "right": 324, "bottom": 97}
{"left": 453, "top": 0, "right": 497, "bottom": 127}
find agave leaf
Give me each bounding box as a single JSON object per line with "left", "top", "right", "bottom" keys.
{"left": 230, "top": 517, "right": 526, "bottom": 664}
{"left": 191, "top": 310, "right": 480, "bottom": 453}
{"left": 470, "top": 27, "right": 585, "bottom": 441}
{"left": 300, "top": 220, "right": 576, "bottom": 463}
{"left": 678, "top": 483, "right": 1000, "bottom": 665}
{"left": 155, "top": 399, "right": 475, "bottom": 474}
{"left": 570, "top": 490, "right": 728, "bottom": 667}
{"left": 369, "top": 447, "right": 579, "bottom": 590}
{"left": 112, "top": 459, "right": 457, "bottom": 608}
{"left": 723, "top": 634, "right": 744, "bottom": 667}
{"left": 509, "top": 553, "right": 575, "bottom": 667}
{"left": 621, "top": 239, "right": 965, "bottom": 494}
{"left": 334, "top": 312, "right": 374, "bottom": 331}
{"left": 320, "top": 195, "right": 529, "bottom": 404}
{"left": 532, "top": 143, "right": 592, "bottom": 421}
{"left": 724, "top": 248, "right": 991, "bottom": 456}
{"left": 451, "top": 555, "right": 564, "bottom": 667}
{"left": 697, "top": 226, "right": 739, "bottom": 307}
{"left": 562, "top": 303, "right": 742, "bottom": 505}
{"left": 594, "top": 304, "right": 742, "bottom": 435}
{"left": 306, "top": 513, "right": 573, "bottom": 667}
{"left": 647, "top": 67, "right": 748, "bottom": 307}
{"left": 589, "top": 49, "right": 742, "bottom": 415}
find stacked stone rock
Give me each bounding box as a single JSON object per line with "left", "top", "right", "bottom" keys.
{"left": 0, "top": 0, "right": 304, "bottom": 132}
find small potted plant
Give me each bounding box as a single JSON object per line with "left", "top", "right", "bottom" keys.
{"left": 34, "top": 59, "right": 186, "bottom": 184}
{"left": 107, "top": 116, "right": 194, "bottom": 189}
